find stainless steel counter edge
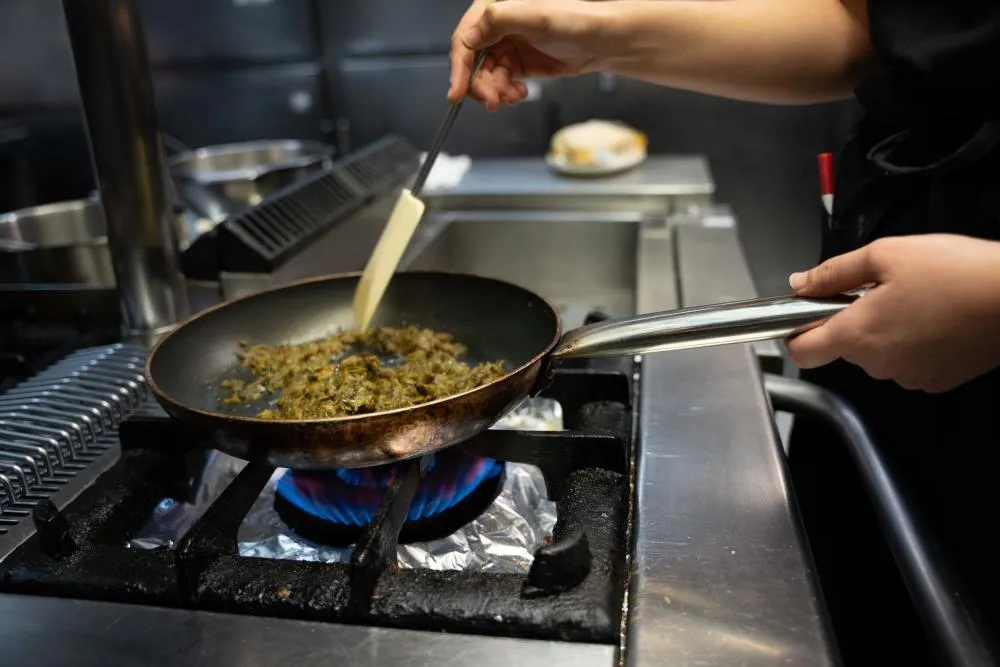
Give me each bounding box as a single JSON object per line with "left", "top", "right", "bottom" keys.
{"left": 673, "top": 224, "right": 785, "bottom": 375}
{"left": 423, "top": 156, "right": 714, "bottom": 197}
{"left": 0, "top": 595, "right": 616, "bottom": 667}
{"left": 422, "top": 156, "right": 715, "bottom": 213}
{"left": 627, "top": 343, "right": 836, "bottom": 666}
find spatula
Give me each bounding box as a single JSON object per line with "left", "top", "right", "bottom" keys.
{"left": 353, "top": 49, "right": 490, "bottom": 331}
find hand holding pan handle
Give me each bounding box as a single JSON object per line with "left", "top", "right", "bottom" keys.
{"left": 551, "top": 288, "right": 869, "bottom": 359}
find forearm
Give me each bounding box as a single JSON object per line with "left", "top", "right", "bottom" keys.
{"left": 595, "top": 0, "right": 871, "bottom": 105}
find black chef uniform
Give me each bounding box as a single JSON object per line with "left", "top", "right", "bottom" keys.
{"left": 788, "top": 1, "right": 1000, "bottom": 665}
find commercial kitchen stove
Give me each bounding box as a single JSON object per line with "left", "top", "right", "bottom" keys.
{"left": 0, "top": 204, "right": 839, "bottom": 666}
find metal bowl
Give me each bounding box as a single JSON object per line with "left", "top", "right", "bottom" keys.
{"left": 0, "top": 198, "right": 116, "bottom": 285}
{"left": 167, "top": 140, "right": 334, "bottom": 223}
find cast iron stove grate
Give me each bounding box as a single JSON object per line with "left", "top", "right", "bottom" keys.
{"left": 0, "top": 366, "right": 634, "bottom": 644}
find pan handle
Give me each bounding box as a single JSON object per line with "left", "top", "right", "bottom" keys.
{"left": 551, "top": 289, "right": 867, "bottom": 359}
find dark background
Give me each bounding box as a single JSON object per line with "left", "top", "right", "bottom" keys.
{"left": 0, "top": 0, "right": 861, "bottom": 295}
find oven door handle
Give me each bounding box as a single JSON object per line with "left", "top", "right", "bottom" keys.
{"left": 764, "top": 375, "right": 998, "bottom": 667}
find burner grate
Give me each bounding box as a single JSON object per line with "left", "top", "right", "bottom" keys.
{"left": 0, "top": 344, "right": 147, "bottom": 546}
{"left": 0, "top": 364, "right": 636, "bottom": 643}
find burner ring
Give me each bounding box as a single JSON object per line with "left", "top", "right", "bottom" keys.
{"left": 274, "top": 455, "right": 507, "bottom": 548}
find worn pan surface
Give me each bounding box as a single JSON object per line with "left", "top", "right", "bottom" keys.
{"left": 146, "top": 271, "right": 561, "bottom": 470}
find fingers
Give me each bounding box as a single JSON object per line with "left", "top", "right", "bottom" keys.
{"left": 786, "top": 321, "right": 844, "bottom": 369}
{"left": 449, "top": 1, "right": 548, "bottom": 105}
{"left": 451, "top": 51, "right": 528, "bottom": 109}
{"left": 466, "top": 66, "right": 521, "bottom": 110}
{"left": 471, "top": 70, "right": 503, "bottom": 110}
{"left": 511, "top": 80, "right": 529, "bottom": 101}
{"left": 786, "top": 296, "right": 875, "bottom": 370}
{"left": 492, "top": 50, "right": 530, "bottom": 103}
{"left": 789, "top": 244, "right": 882, "bottom": 297}
{"left": 787, "top": 241, "right": 892, "bottom": 369}
{"left": 449, "top": 38, "right": 478, "bottom": 103}
{"left": 488, "top": 62, "right": 513, "bottom": 98}
{"left": 449, "top": 0, "right": 492, "bottom": 103}
{"left": 463, "top": 2, "right": 552, "bottom": 50}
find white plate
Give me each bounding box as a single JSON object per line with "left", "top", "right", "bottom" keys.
{"left": 545, "top": 149, "right": 647, "bottom": 177}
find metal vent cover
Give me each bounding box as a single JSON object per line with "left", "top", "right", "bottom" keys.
{"left": 214, "top": 135, "right": 421, "bottom": 274}
{"left": 218, "top": 168, "right": 365, "bottom": 271}
{"left": 340, "top": 135, "right": 422, "bottom": 194}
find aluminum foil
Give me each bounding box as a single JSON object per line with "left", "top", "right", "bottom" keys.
{"left": 130, "top": 398, "right": 561, "bottom": 573}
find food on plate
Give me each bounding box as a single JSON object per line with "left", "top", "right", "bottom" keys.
{"left": 220, "top": 326, "right": 506, "bottom": 420}
{"left": 548, "top": 120, "right": 647, "bottom": 167}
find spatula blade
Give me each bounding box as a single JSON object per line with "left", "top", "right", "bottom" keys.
{"left": 353, "top": 187, "right": 426, "bottom": 330}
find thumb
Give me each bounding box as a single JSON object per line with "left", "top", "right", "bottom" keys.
{"left": 462, "top": 2, "right": 551, "bottom": 50}
{"left": 789, "top": 246, "right": 879, "bottom": 297}
{"left": 786, "top": 317, "right": 846, "bottom": 369}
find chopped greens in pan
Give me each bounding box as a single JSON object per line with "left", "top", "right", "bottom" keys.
{"left": 220, "top": 326, "right": 506, "bottom": 420}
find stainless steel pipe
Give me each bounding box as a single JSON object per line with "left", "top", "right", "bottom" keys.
{"left": 61, "top": 0, "right": 188, "bottom": 339}
{"left": 766, "top": 375, "right": 998, "bottom": 667}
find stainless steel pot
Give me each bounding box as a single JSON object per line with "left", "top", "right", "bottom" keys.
{"left": 0, "top": 198, "right": 116, "bottom": 285}
{"left": 167, "top": 140, "right": 334, "bottom": 223}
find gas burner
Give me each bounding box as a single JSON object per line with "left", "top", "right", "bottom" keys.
{"left": 274, "top": 451, "right": 506, "bottom": 547}
{"left": 1, "top": 365, "right": 633, "bottom": 643}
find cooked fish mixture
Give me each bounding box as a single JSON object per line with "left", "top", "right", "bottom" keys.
{"left": 220, "top": 326, "right": 506, "bottom": 420}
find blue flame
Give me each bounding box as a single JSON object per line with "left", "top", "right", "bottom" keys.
{"left": 333, "top": 458, "right": 438, "bottom": 490}
{"left": 275, "top": 453, "right": 503, "bottom": 527}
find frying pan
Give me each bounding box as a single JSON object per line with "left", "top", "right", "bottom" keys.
{"left": 146, "top": 271, "right": 859, "bottom": 469}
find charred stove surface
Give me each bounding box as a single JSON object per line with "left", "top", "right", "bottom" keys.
{"left": 0, "top": 447, "right": 183, "bottom": 606}
{"left": 0, "top": 366, "right": 635, "bottom": 645}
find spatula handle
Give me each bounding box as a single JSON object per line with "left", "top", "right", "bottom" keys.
{"left": 411, "top": 48, "right": 490, "bottom": 196}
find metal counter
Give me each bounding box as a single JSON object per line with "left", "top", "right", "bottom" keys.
{"left": 0, "top": 595, "right": 615, "bottom": 667}
{"left": 629, "top": 345, "right": 835, "bottom": 667}
{"left": 422, "top": 156, "right": 714, "bottom": 212}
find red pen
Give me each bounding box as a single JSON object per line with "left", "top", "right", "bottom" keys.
{"left": 817, "top": 152, "right": 834, "bottom": 216}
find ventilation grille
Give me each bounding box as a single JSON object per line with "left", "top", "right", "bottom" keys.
{"left": 187, "top": 135, "right": 421, "bottom": 275}
{"left": 341, "top": 135, "right": 423, "bottom": 194}
{"left": 218, "top": 168, "right": 364, "bottom": 271}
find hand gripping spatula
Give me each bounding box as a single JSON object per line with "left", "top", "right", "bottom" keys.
{"left": 352, "top": 49, "right": 490, "bottom": 331}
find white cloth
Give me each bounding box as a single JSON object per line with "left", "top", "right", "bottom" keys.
{"left": 418, "top": 152, "right": 472, "bottom": 191}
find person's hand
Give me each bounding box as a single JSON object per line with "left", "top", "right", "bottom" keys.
{"left": 786, "top": 234, "right": 1000, "bottom": 393}
{"left": 448, "top": 0, "right": 613, "bottom": 109}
